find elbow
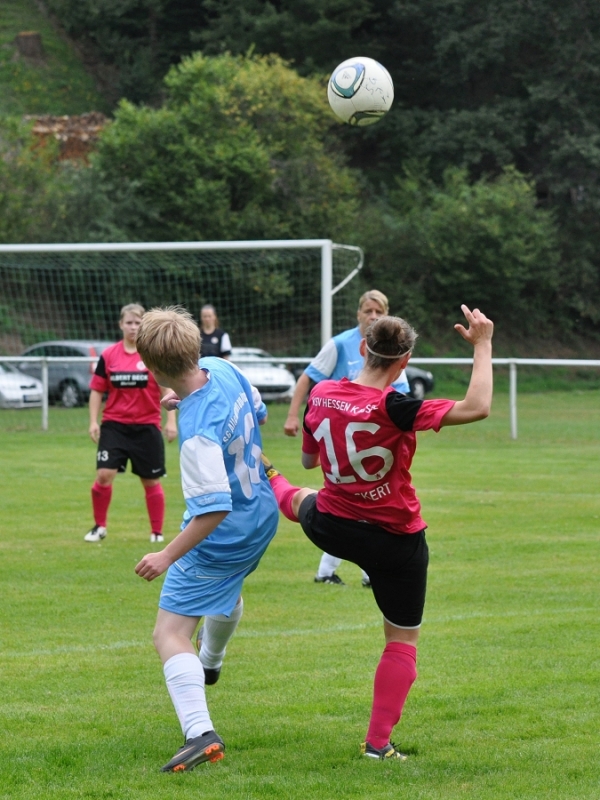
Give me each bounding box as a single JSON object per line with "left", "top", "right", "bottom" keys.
{"left": 475, "top": 402, "right": 491, "bottom": 421}
{"left": 301, "top": 452, "right": 319, "bottom": 470}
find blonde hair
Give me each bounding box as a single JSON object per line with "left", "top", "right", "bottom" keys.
{"left": 120, "top": 303, "right": 145, "bottom": 320}
{"left": 358, "top": 290, "right": 389, "bottom": 315}
{"left": 364, "top": 316, "right": 418, "bottom": 371}
{"left": 136, "top": 306, "right": 200, "bottom": 379}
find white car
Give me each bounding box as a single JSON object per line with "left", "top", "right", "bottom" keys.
{"left": 230, "top": 347, "right": 296, "bottom": 401}
{"left": 0, "top": 361, "right": 43, "bottom": 409}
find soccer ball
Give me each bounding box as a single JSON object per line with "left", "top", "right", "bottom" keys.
{"left": 327, "top": 57, "right": 394, "bottom": 126}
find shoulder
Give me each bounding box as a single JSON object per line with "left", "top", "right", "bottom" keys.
{"left": 102, "top": 341, "right": 122, "bottom": 359}
{"left": 333, "top": 326, "right": 360, "bottom": 345}
{"left": 384, "top": 388, "right": 424, "bottom": 431}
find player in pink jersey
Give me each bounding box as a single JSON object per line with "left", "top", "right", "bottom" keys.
{"left": 84, "top": 303, "right": 177, "bottom": 544}
{"left": 263, "top": 305, "right": 493, "bottom": 760}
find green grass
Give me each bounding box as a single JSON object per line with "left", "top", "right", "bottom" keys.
{"left": 1, "top": 396, "right": 598, "bottom": 799}
{"left": 0, "top": 0, "right": 108, "bottom": 116}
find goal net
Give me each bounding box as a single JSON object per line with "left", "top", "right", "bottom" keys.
{"left": 0, "top": 240, "right": 364, "bottom": 357}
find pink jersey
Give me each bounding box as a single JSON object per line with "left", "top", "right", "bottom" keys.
{"left": 302, "top": 378, "right": 455, "bottom": 534}
{"left": 90, "top": 341, "right": 162, "bottom": 427}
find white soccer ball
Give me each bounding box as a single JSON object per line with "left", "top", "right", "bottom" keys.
{"left": 327, "top": 57, "right": 394, "bottom": 126}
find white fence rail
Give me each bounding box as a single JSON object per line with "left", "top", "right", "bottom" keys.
{"left": 4, "top": 356, "right": 600, "bottom": 438}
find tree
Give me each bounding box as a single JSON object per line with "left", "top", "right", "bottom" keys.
{"left": 45, "top": 0, "right": 210, "bottom": 103}
{"left": 194, "top": 0, "right": 600, "bottom": 331}
{"left": 90, "top": 51, "right": 361, "bottom": 242}
{"left": 0, "top": 118, "right": 71, "bottom": 243}
{"left": 358, "top": 164, "right": 560, "bottom": 336}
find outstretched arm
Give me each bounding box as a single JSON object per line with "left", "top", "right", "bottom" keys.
{"left": 441, "top": 305, "right": 494, "bottom": 427}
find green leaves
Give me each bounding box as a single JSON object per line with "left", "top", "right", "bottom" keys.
{"left": 360, "top": 163, "right": 559, "bottom": 334}
{"left": 92, "top": 52, "right": 361, "bottom": 242}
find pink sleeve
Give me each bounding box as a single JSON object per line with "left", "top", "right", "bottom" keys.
{"left": 90, "top": 373, "right": 109, "bottom": 393}
{"left": 302, "top": 427, "right": 320, "bottom": 455}
{"left": 414, "top": 399, "right": 456, "bottom": 432}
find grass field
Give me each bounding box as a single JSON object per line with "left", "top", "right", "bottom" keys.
{"left": 1, "top": 394, "right": 598, "bottom": 799}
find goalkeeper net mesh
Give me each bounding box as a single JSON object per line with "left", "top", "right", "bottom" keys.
{"left": 0, "top": 242, "right": 365, "bottom": 357}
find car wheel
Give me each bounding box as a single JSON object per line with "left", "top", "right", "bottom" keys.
{"left": 410, "top": 379, "right": 426, "bottom": 400}
{"left": 60, "top": 381, "right": 81, "bottom": 408}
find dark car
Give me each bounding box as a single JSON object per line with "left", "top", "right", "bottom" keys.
{"left": 19, "top": 340, "right": 115, "bottom": 408}
{"left": 405, "top": 365, "right": 434, "bottom": 400}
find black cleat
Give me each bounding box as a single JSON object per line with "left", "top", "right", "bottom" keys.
{"left": 161, "top": 730, "right": 225, "bottom": 772}
{"left": 314, "top": 573, "right": 345, "bottom": 585}
{"left": 361, "top": 577, "right": 372, "bottom": 588}
{"left": 360, "top": 740, "right": 407, "bottom": 761}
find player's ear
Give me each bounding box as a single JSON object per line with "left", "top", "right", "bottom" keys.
{"left": 359, "top": 338, "right": 367, "bottom": 357}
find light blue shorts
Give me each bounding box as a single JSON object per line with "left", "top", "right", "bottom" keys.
{"left": 159, "top": 555, "right": 263, "bottom": 618}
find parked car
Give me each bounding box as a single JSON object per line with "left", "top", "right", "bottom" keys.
{"left": 0, "top": 361, "right": 43, "bottom": 409}
{"left": 405, "top": 365, "right": 434, "bottom": 400}
{"left": 229, "top": 347, "right": 296, "bottom": 401}
{"left": 19, "top": 340, "right": 115, "bottom": 408}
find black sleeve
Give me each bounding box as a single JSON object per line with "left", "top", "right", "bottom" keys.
{"left": 385, "top": 391, "right": 424, "bottom": 431}
{"left": 95, "top": 354, "right": 107, "bottom": 378}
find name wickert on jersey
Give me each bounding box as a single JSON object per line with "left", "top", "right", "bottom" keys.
{"left": 310, "top": 395, "right": 379, "bottom": 415}
{"left": 356, "top": 481, "right": 392, "bottom": 502}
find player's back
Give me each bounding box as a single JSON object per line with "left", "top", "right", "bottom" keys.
{"left": 177, "top": 357, "right": 278, "bottom": 566}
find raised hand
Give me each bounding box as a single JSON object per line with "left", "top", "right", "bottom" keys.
{"left": 454, "top": 305, "right": 494, "bottom": 346}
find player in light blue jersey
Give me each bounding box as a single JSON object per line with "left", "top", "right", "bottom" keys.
{"left": 283, "top": 289, "right": 409, "bottom": 587}
{"left": 135, "top": 307, "right": 279, "bottom": 773}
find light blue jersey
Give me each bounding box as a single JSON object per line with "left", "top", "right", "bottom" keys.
{"left": 304, "top": 326, "right": 410, "bottom": 393}
{"left": 159, "top": 357, "right": 279, "bottom": 617}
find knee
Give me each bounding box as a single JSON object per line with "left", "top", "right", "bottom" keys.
{"left": 95, "top": 470, "right": 115, "bottom": 486}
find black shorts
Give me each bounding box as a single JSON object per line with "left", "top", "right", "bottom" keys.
{"left": 298, "top": 494, "right": 428, "bottom": 628}
{"left": 96, "top": 421, "right": 166, "bottom": 479}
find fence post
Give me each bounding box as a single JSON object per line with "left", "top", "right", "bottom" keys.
{"left": 509, "top": 360, "right": 517, "bottom": 440}
{"left": 41, "top": 359, "right": 49, "bottom": 431}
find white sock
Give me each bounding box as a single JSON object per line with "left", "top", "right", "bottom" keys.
{"left": 361, "top": 570, "right": 370, "bottom": 581}
{"left": 164, "top": 652, "right": 213, "bottom": 740}
{"left": 317, "top": 552, "right": 342, "bottom": 578}
{"left": 199, "top": 597, "right": 244, "bottom": 670}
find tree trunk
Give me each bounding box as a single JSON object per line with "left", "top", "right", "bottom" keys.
{"left": 15, "top": 31, "right": 45, "bottom": 60}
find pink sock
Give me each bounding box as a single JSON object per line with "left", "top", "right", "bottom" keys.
{"left": 269, "top": 474, "right": 300, "bottom": 522}
{"left": 144, "top": 483, "right": 165, "bottom": 533}
{"left": 91, "top": 481, "right": 112, "bottom": 527}
{"left": 365, "top": 642, "right": 417, "bottom": 748}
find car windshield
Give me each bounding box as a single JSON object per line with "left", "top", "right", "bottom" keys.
{"left": 0, "top": 362, "right": 20, "bottom": 375}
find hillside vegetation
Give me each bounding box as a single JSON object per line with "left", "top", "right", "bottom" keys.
{"left": 0, "top": 0, "right": 107, "bottom": 116}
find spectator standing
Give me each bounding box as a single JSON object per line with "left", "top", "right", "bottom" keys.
{"left": 84, "top": 303, "right": 177, "bottom": 543}
{"left": 199, "top": 304, "right": 232, "bottom": 359}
